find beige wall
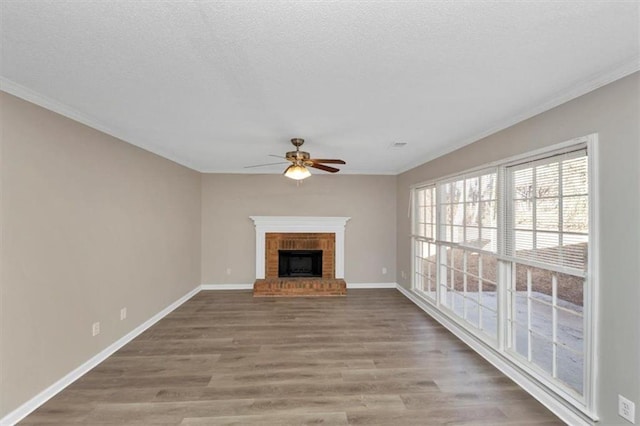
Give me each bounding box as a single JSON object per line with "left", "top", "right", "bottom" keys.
{"left": 0, "top": 92, "right": 202, "bottom": 417}
{"left": 396, "top": 72, "right": 640, "bottom": 424}
{"left": 201, "top": 174, "right": 396, "bottom": 284}
{"left": 2, "top": 71, "right": 637, "bottom": 424}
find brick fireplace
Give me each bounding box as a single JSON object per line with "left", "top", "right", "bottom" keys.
{"left": 265, "top": 233, "right": 334, "bottom": 278}
{"left": 250, "top": 216, "right": 350, "bottom": 296}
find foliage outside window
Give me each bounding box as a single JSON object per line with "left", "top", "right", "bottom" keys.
{"left": 411, "top": 142, "right": 592, "bottom": 411}
{"left": 506, "top": 149, "right": 588, "bottom": 396}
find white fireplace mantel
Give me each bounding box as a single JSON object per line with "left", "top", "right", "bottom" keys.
{"left": 250, "top": 216, "right": 350, "bottom": 279}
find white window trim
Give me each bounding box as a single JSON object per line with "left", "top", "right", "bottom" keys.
{"left": 408, "top": 134, "right": 599, "bottom": 422}
{"left": 584, "top": 134, "right": 599, "bottom": 416}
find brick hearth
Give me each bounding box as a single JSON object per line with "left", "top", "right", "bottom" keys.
{"left": 253, "top": 278, "right": 347, "bottom": 297}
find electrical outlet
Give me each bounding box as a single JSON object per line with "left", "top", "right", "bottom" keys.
{"left": 226, "top": 268, "right": 232, "bottom": 275}
{"left": 120, "top": 307, "right": 127, "bottom": 320}
{"left": 619, "top": 394, "right": 636, "bottom": 424}
{"left": 92, "top": 322, "right": 100, "bottom": 336}
{"left": 382, "top": 267, "right": 387, "bottom": 275}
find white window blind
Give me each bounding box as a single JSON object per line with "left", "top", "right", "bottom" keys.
{"left": 506, "top": 149, "right": 588, "bottom": 273}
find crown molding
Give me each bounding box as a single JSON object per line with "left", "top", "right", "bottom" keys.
{"left": 0, "top": 77, "right": 200, "bottom": 172}
{"left": 3, "top": 55, "right": 637, "bottom": 178}
{"left": 0, "top": 77, "right": 115, "bottom": 137}
{"left": 397, "top": 57, "right": 640, "bottom": 174}
{"left": 0, "top": 78, "right": 396, "bottom": 176}
{"left": 200, "top": 168, "right": 398, "bottom": 176}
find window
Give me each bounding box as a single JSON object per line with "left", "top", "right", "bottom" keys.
{"left": 410, "top": 138, "right": 595, "bottom": 415}
{"left": 506, "top": 149, "right": 588, "bottom": 396}
{"left": 414, "top": 186, "right": 436, "bottom": 300}
{"left": 506, "top": 150, "right": 588, "bottom": 271}
{"left": 439, "top": 170, "right": 498, "bottom": 252}
{"left": 435, "top": 170, "right": 500, "bottom": 339}
{"left": 439, "top": 247, "right": 499, "bottom": 339}
{"left": 415, "top": 184, "right": 436, "bottom": 240}
{"left": 414, "top": 239, "right": 437, "bottom": 299}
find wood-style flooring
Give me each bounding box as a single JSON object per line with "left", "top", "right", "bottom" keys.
{"left": 20, "top": 289, "right": 564, "bottom": 425}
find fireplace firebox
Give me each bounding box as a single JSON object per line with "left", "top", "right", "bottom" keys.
{"left": 278, "top": 250, "right": 323, "bottom": 278}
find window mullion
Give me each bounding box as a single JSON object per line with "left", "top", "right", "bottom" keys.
{"left": 497, "top": 259, "right": 510, "bottom": 351}
{"left": 532, "top": 167, "right": 538, "bottom": 256}
{"left": 463, "top": 178, "right": 467, "bottom": 245}
{"left": 558, "top": 161, "right": 564, "bottom": 268}
{"left": 526, "top": 268, "right": 533, "bottom": 362}
{"left": 497, "top": 166, "right": 507, "bottom": 351}
{"left": 478, "top": 253, "right": 484, "bottom": 328}
{"left": 436, "top": 184, "right": 445, "bottom": 307}
{"left": 463, "top": 251, "right": 468, "bottom": 319}
{"left": 552, "top": 273, "right": 558, "bottom": 379}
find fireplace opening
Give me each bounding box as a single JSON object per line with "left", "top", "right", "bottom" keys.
{"left": 278, "top": 250, "right": 323, "bottom": 278}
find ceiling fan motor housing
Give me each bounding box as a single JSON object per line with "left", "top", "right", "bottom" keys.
{"left": 286, "top": 138, "right": 309, "bottom": 163}
{"left": 285, "top": 150, "right": 311, "bottom": 162}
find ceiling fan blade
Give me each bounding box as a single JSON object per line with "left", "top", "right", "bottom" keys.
{"left": 309, "top": 163, "right": 340, "bottom": 173}
{"left": 310, "top": 159, "right": 346, "bottom": 165}
{"left": 244, "top": 161, "right": 289, "bottom": 169}
{"left": 269, "top": 154, "right": 287, "bottom": 159}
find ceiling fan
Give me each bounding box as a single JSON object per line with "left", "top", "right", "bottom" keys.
{"left": 245, "top": 138, "right": 346, "bottom": 180}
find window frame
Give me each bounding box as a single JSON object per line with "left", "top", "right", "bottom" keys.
{"left": 409, "top": 134, "right": 599, "bottom": 419}
{"left": 437, "top": 168, "right": 499, "bottom": 252}
{"left": 412, "top": 185, "right": 437, "bottom": 301}
{"left": 504, "top": 146, "right": 589, "bottom": 277}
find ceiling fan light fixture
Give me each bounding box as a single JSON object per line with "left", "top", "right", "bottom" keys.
{"left": 284, "top": 164, "right": 311, "bottom": 180}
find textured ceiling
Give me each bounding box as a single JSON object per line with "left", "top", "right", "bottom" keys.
{"left": 1, "top": 1, "right": 638, "bottom": 174}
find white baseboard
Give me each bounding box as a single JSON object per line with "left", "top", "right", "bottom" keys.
{"left": 347, "top": 282, "right": 397, "bottom": 289}
{"left": 395, "top": 285, "right": 593, "bottom": 426}
{"left": 3, "top": 282, "right": 588, "bottom": 426}
{"left": 200, "top": 283, "right": 398, "bottom": 290}
{"left": 200, "top": 283, "right": 253, "bottom": 290}
{"left": 0, "top": 286, "right": 201, "bottom": 426}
